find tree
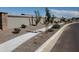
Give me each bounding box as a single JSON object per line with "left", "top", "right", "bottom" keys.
{"left": 34, "top": 10, "right": 41, "bottom": 26}
{"left": 75, "top": 17, "right": 79, "bottom": 21}
{"left": 44, "top": 7, "right": 51, "bottom": 24}
{"left": 50, "top": 15, "right": 55, "bottom": 23}
{"left": 60, "top": 16, "right": 66, "bottom": 22}
{"left": 44, "top": 7, "right": 51, "bottom": 32}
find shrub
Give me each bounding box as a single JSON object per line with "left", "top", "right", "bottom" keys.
{"left": 67, "top": 19, "right": 72, "bottom": 23}
{"left": 21, "top": 24, "right": 27, "bottom": 28}
{"left": 52, "top": 23, "right": 60, "bottom": 29}
{"left": 54, "top": 21, "right": 58, "bottom": 23}
{"left": 34, "top": 10, "right": 41, "bottom": 26}
{"left": 12, "top": 28, "right": 21, "bottom": 34}
{"left": 32, "top": 24, "right": 36, "bottom": 26}
{"left": 47, "top": 28, "right": 54, "bottom": 32}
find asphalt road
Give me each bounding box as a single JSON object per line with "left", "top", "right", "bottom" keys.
{"left": 51, "top": 23, "right": 79, "bottom": 52}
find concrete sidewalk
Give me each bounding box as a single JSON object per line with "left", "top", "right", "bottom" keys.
{"left": 0, "top": 25, "right": 52, "bottom": 52}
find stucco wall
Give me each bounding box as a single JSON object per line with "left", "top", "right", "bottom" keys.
{"left": 7, "top": 16, "right": 45, "bottom": 29}
{"left": 6, "top": 14, "right": 45, "bottom": 29}
{"left": 8, "top": 16, "right": 30, "bottom": 29}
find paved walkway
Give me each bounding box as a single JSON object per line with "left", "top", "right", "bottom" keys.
{"left": 0, "top": 25, "right": 52, "bottom": 52}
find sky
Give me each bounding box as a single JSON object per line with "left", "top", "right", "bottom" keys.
{"left": 0, "top": 7, "right": 79, "bottom": 18}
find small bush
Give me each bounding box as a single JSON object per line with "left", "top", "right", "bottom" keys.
{"left": 21, "top": 24, "right": 27, "bottom": 28}
{"left": 12, "top": 28, "right": 21, "bottom": 34}
{"left": 54, "top": 21, "right": 58, "bottom": 23}
{"left": 32, "top": 24, "right": 36, "bottom": 26}
{"left": 26, "top": 30, "right": 32, "bottom": 32}
{"left": 52, "top": 23, "right": 60, "bottom": 29}
{"left": 47, "top": 28, "right": 54, "bottom": 32}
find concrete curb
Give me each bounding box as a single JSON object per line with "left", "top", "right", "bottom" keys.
{"left": 35, "top": 22, "right": 78, "bottom": 52}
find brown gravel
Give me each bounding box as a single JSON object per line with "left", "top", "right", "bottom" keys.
{"left": 13, "top": 29, "right": 58, "bottom": 52}
{"left": 0, "top": 23, "right": 45, "bottom": 44}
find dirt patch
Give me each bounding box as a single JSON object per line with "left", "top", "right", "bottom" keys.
{"left": 13, "top": 29, "right": 58, "bottom": 52}
{"left": 0, "top": 23, "right": 45, "bottom": 44}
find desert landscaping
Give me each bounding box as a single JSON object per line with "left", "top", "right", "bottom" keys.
{"left": 0, "top": 7, "right": 79, "bottom": 52}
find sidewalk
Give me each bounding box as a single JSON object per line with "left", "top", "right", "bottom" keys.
{"left": 0, "top": 25, "right": 52, "bottom": 52}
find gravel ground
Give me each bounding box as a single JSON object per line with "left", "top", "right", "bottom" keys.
{"left": 13, "top": 29, "right": 58, "bottom": 52}
{"left": 0, "top": 23, "right": 46, "bottom": 44}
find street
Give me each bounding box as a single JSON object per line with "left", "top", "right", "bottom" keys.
{"left": 51, "top": 23, "right": 79, "bottom": 52}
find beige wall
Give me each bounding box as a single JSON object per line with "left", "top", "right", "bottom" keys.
{"left": 8, "top": 16, "right": 30, "bottom": 29}
{"left": 7, "top": 16, "right": 45, "bottom": 29}
{"left": 0, "top": 13, "right": 45, "bottom": 30}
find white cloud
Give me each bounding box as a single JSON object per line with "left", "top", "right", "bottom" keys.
{"left": 50, "top": 9, "right": 79, "bottom": 18}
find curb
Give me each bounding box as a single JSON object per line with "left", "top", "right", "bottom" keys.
{"left": 35, "top": 22, "right": 78, "bottom": 52}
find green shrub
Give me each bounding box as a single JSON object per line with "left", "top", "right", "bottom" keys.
{"left": 12, "top": 28, "right": 21, "bottom": 34}
{"left": 21, "top": 24, "right": 27, "bottom": 28}
{"left": 47, "top": 28, "right": 54, "bottom": 32}
{"left": 52, "top": 23, "right": 60, "bottom": 29}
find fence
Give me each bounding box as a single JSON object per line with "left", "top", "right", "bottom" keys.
{"left": 0, "top": 12, "right": 45, "bottom": 31}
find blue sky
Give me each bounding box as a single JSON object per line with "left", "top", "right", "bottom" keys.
{"left": 0, "top": 7, "right": 79, "bottom": 18}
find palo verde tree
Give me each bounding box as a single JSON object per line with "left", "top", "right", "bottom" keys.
{"left": 44, "top": 7, "right": 51, "bottom": 24}
{"left": 50, "top": 14, "right": 56, "bottom": 24}
{"left": 32, "top": 10, "right": 41, "bottom": 33}
{"left": 44, "top": 7, "right": 51, "bottom": 31}
{"left": 34, "top": 10, "right": 41, "bottom": 26}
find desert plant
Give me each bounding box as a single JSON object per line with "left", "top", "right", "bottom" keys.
{"left": 34, "top": 10, "right": 41, "bottom": 26}
{"left": 67, "top": 19, "right": 72, "bottom": 23}
{"left": 71, "top": 17, "right": 75, "bottom": 21}
{"left": 75, "top": 17, "right": 79, "bottom": 21}
{"left": 60, "top": 16, "right": 66, "bottom": 22}
{"left": 52, "top": 23, "right": 60, "bottom": 29}
{"left": 50, "top": 15, "right": 55, "bottom": 24}
{"left": 46, "top": 28, "right": 54, "bottom": 32}
{"left": 44, "top": 8, "right": 51, "bottom": 31}
{"left": 21, "top": 24, "right": 27, "bottom": 28}
{"left": 12, "top": 28, "right": 21, "bottom": 34}
{"left": 44, "top": 8, "right": 51, "bottom": 24}
{"left": 54, "top": 21, "right": 58, "bottom": 24}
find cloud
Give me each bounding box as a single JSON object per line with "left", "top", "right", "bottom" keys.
{"left": 50, "top": 9, "right": 79, "bottom": 18}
